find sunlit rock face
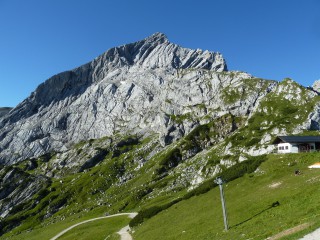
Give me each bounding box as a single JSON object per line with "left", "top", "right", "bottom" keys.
{"left": 0, "top": 33, "right": 276, "bottom": 165}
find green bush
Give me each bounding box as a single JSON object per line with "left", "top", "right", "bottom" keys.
{"left": 279, "top": 104, "right": 298, "bottom": 115}
{"left": 154, "top": 148, "right": 182, "bottom": 176}
{"left": 35, "top": 188, "right": 50, "bottom": 200}
{"left": 129, "top": 198, "right": 182, "bottom": 227}
{"left": 220, "top": 155, "right": 266, "bottom": 182}
{"left": 245, "top": 137, "right": 261, "bottom": 147}
{"left": 8, "top": 202, "right": 30, "bottom": 215}
{"left": 185, "top": 124, "right": 210, "bottom": 142}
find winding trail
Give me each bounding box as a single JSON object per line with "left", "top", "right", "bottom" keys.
{"left": 50, "top": 212, "right": 137, "bottom": 240}
{"left": 117, "top": 225, "right": 134, "bottom": 240}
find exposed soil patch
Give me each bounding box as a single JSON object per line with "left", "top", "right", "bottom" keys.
{"left": 268, "top": 182, "right": 282, "bottom": 189}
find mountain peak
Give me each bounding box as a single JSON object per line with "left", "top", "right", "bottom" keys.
{"left": 145, "top": 32, "right": 168, "bottom": 43}
{"left": 0, "top": 33, "right": 229, "bottom": 164}
{"left": 122, "top": 32, "right": 227, "bottom": 71}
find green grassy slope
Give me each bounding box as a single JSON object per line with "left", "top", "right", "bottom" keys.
{"left": 57, "top": 216, "right": 129, "bottom": 240}
{"left": 6, "top": 152, "right": 320, "bottom": 240}
{"left": 2, "top": 134, "right": 320, "bottom": 239}
{"left": 2, "top": 150, "right": 320, "bottom": 240}
{"left": 132, "top": 152, "right": 320, "bottom": 240}
{"left": 3, "top": 215, "right": 130, "bottom": 240}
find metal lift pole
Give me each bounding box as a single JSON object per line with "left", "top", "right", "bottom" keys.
{"left": 214, "top": 177, "right": 229, "bottom": 231}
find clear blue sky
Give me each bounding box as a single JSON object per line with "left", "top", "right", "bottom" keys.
{"left": 0, "top": 0, "right": 319, "bottom": 107}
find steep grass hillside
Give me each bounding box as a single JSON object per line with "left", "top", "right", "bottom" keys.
{"left": 132, "top": 152, "right": 320, "bottom": 240}
{"left": 3, "top": 152, "right": 320, "bottom": 240}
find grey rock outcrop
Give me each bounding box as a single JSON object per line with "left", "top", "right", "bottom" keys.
{"left": 312, "top": 80, "right": 320, "bottom": 92}
{"left": 302, "top": 103, "right": 320, "bottom": 130}
{"left": 0, "top": 108, "right": 12, "bottom": 119}
{"left": 0, "top": 33, "right": 275, "bottom": 165}
{"left": 0, "top": 167, "right": 49, "bottom": 219}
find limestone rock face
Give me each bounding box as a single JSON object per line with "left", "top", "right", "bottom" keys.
{"left": 312, "top": 80, "right": 320, "bottom": 92}
{"left": 0, "top": 108, "right": 12, "bottom": 119}
{"left": 0, "top": 167, "right": 49, "bottom": 218}
{"left": 0, "top": 33, "right": 274, "bottom": 165}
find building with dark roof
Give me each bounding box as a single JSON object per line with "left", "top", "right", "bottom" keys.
{"left": 272, "top": 136, "right": 320, "bottom": 153}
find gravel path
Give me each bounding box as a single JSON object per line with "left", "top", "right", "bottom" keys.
{"left": 50, "top": 212, "right": 137, "bottom": 240}
{"left": 118, "top": 225, "right": 133, "bottom": 240}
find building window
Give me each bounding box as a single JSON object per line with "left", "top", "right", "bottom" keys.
{"left": 285, "top": 146, "right": 289, "bottom": 150}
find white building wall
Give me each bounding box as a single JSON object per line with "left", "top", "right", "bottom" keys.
{"left": 278, "top": 143, "right": 292, "bottom": 153}
{"left": 278, "top": 142, "right": 316, "bottom": 153}
{"left": 291, "top": 145, "right": 299, "bottom": 153}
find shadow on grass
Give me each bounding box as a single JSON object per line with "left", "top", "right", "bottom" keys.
{"left": 232, "top": 201, "right": 280, "bottom": 228}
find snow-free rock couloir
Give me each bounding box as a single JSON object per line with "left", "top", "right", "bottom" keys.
{"left": 0, "top": 32, "right": 316, "bottom": 165}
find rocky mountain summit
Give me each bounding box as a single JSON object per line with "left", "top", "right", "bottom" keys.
{"left": 0, "top": 33, "right": 319, "bottom": 167}
{"left": 0, "top": 33, "right": 245, "bottom": 164}
{"left": 1, "top": 33, "right": 320, "bottom": 237}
